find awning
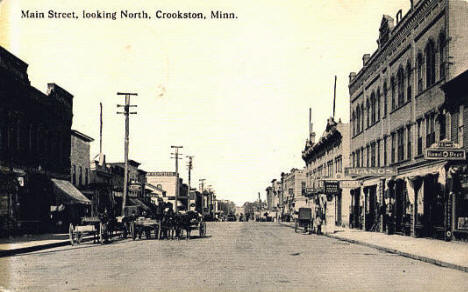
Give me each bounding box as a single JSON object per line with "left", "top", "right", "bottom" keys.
{"left": 129, "top": 198, "right": 151, "bottom": 211}
{"left": 51, "top": 178, "right": 91, "bottom": 205}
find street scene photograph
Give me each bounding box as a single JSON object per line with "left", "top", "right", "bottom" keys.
{"left": 1, "top": 0, "right": 468, "bottom": 291}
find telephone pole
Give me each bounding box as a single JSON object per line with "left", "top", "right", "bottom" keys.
{"left": 186, "top": 155, "right": 194, "bottom": 208}
{"left": 117, "top": 92, "right": 137, "bottom": 216}
{"left": 171, "top": 146, "right": 183, "bottom": 212}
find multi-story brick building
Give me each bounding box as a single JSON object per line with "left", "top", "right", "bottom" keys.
{"left": 302, "top": 118, "right": 351, "bottom": 232}
{"left": 348, "top": 0, "right": 468, "bottom": 240}
{"left": 146, "top": 171, "right": 189, "bottom": 210}
{"left": 281, "top": 168, "right": 306, "bottom": 217}
{"left": 0, "top": 46, "right": 78, "bottom": 235}
{"left": 70, "top": 130, "right": 93, "bottom": 188}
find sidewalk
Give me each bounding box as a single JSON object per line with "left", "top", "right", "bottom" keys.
{"left": 0, "top": 233, "right": 93, "bottom": 257}
{"left": 279, "top": 221, "right": 468, "bottom": 273}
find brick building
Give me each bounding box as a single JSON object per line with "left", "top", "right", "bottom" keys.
{"left": 280, "top": 168, "right": 306, "bottom": 217}
{"left": 302, "top": 118, "right": 351, "bottom": 232}
{"left": 348, "top": 0, "right": 468, "bottom": 239}
{"left": 146, "top": 171, "right": 188, "bottom": 210}
{"left": 0, "top": 46, "right": 79, "bottom": 235}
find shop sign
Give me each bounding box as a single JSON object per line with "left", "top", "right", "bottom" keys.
{"left": 345, "top": 167, "right": 397, "bottom": 177}
{"left": 324, "top": 181, "right": 339, "bottom": 195}
{"left": 340, "top": 180, "right": 361, "bottom": 188}
{"left": 128, "top": 184, "right": 141, "bottom": 192}
{"left": 425, "top": 149, "right": 466, "bottom": 160}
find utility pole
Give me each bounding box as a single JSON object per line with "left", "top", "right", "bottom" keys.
{"left": 199, "top": 178, "right": 206, "bottom": 214}
{"left": 116, "top": 92, "right": 137, "bottom": 216}
{"left": 186, "top": 155, "right": 194, "bottom": 207}
{"left": 171, "top": 146, "right": 183, "bottom": 212}
{"left": 99, "top": 102, "right": 103, "bottom": 154}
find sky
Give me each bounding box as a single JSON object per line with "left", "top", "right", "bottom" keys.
{"left": 0, "top": 0, "right": 411, "bottom": 206}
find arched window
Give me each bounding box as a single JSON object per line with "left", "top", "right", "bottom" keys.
{"left": 383, "top": 82, "right": 388, "bottom": 116}
{"left": 439, "top": 33, "right": 446, "bottom": 80}
{"left": 366, "top": 99, "right": 370, "bottom": 128}
{"left": 371, "top": 92, "right": 376, "bottom": 124}
{"left": 391, "top": 76, "right": 396, "bottom": 110}
{"left": 397, "top": 66, "right": 405, "bottom": 106}
{"left": 352, "top": 110, "right": 356, "bottom": 136}
{"left": 417, "top": 53, "right": 423, "bottom": 93}
{"left": 356, "top": 106, "right": 361, "bottom": 133}
{"left": 406, "top": 61, "right": 412, "bottom": 100}
{"left": 361, "top": 104, "right": 365, "bottom": 131}
{"left": 377, "top": 88, "right": 381, "bottom": 120}
{"left": 425, "top": 40, "right": 436, "bottom": 87}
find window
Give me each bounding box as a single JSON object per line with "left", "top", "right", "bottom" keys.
{"left": 327, "top": 161, "right": 333, "bottom": 177}
{"left": 335, "top": 156, "right": 342, "bottom": 173}
{"left": 356, "top": 106, "right": 361, "bottom": 134}
{"left": 366, "top": 100, "right": 370, "bottom": 128}
{"left": 72, "top": 165, "right": 76, "bottom": 185}
{"left": 371, "top": 93, "right": 376, "bottom": 124}
{"left": 417, "top": 53, "right": 423, "bottom": 93}
{"left": 352, "top": 111, "right": 356, "bottom": 136}
{"left": 384, "top": 136, "right": 388, "bottom": 166}
{"left": 391, "top": 133, "right": 396, "bottom": 164}
{"left": 371, "top": 143, "right": 376, "bottom": 167}
{"left": 366, "top": 146, "right": 370, "bottom": 167}
{"left": 440, "top": 113, "right": 446, "bottom": 141}
{"left": 398, "top": 129, "right": 405, "bottom": 162}
{"left": 406, "top": 61, "right": 412, "bottom": 100}
{"left": 407, "top": 125, "right": 412, "bottom": 160}
{"left": 377, "top": 140, "right": 381, "bottom": 167}
{"left": 391, "top": 76, "right": 396, "bottom": 110}
{"left": 452, "top": 112, "right": 459, "bottom": 143}
{"left": 439, "top": 33, "right": 446, "bottom": 80}
{"left": 425, "top": 40, "right": 436, "bottom": 88}
{"left": 383, "top": 82, "right": 388, "bottom": 116}
{"left": 79, "top": 166, "right": 83, "bottom": 186}
{"left": 426, "top": 114, "right": 435, "bottom": 147}
{"left": 377, "top": 89, "right": 381, "bottom": 120}
{"left": 397, "top": 66, "right": 405, "bottom": 106}
{"left": 356, "top": 150, "right": 360, "bottom": 168}
{"left": 85, "top": 168, "right": 89, "bottom": 185}
{"left": 417, "top": 119, "right": 423, "bottom": 155}
{"left": 361, "top": 104, "right": 365, "bottom": 132}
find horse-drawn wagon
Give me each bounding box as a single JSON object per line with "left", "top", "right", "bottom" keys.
{"left": 295, "top": 207, "right": 313, "bottom": 234}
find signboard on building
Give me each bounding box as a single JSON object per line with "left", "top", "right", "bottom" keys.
{"left": 324, "top": 181, "right": 339, "bottom": 195}
{"left": 345, "top": 167, "right": 397, "bottom": 177}
{"left": 147, "top": 171, "right": 177, "bottom": 176}
{"left": 425, "top": 140, "right": 466, "bottom": 160}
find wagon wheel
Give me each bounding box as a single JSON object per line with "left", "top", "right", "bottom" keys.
{"left": 122, "top": 223, "right": 128, "bottom": 239}
{"left": 130, "top": 222, "right": 136, "bottom": 240}
{"left": 145, "top": 227, "right": 151, "bottom": 239}
{"left": 294, "top": 220, "right": 299, "bottom": 233}
{"left": 69, "top": 223, "right": 75, "bottom": 246}
{"left": 99, "top": 222, "right": 104, "bottom": 244}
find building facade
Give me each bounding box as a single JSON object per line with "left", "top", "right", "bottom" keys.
{"left": 302, "top": 118, "right": 351, "bottom": 233}
{"left": 0, "top": 46, "right": 75, "bottom": 236}
{"left": 348, "top": 0, "right": 468, "bottom": 240}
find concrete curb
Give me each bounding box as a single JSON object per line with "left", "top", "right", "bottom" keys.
{"left": 0, "top": 234, "right": 115, "bottom": 258}
{"left": 278, "top": 222, "right": 468, "bottom": 273}
{"left": 325, "top": 233, "right": 468, "bottom": 274}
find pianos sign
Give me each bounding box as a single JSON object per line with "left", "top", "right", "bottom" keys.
{"left": 345, "top": 167, "right": 397, "bottom": 177}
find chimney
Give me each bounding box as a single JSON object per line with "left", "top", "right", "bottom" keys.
{"left": 362, "top": 54, "right": 371, "bottom": 66}
{"left": 309, "top": 108, "right": 316, "bottom": 144}
{"left": 349, "top": 72, "right": 356, "bottom": 83}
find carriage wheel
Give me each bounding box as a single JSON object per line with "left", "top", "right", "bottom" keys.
{"left": 122, "top": 224, "right": 128, "bottom": 239}
{"left": 295, "top": 221, "right": 299, "bottom": 233}
{"left": 130, "top": 222, "right": 136, "bottom": 240}
{"left": 99, "top": 222, "right": 104, "bottom": 244}
{"left": 69, "top": 223, "right": 75, "bottom": 246}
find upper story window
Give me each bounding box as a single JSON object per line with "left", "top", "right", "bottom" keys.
{"left": 383, "top": 82, "right": 388, "bottom": 116}
{"left": 439, "top": 33, "right": 446, "bottom": 80}
{"left": 377, "top": 89, "right": 381, "bottom": 120}
{"left": 366, "top": 99, "right": 370, "bottom": 128}
{"left": 397, "top": 66, "right": 405, "bottom": 106}
{"left": 417, "top": 119, "right": 423, "bottom": 155}
{"left": 426, "top": 114, "right": 435, "bottom": 147}
{"left": 425, "top": 40, "right": 436, "bottom": 88}
{"left": 391, "top": 76, "right": 396, "bottom": 110}
{"left": 417, "top": 53, "right": 423, "bottom": 93}
{"left": 371, "top": 93, "right": 376, "bottom": 125}
{"left": 406, "top": 61, "right": 412, "bottom": 100}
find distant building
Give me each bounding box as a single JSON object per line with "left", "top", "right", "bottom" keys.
{"left": 281, "top": 168, "right": 306, "bottom": 216}
{"left": 146, "top": 171, "right": 188, "bottom": 210}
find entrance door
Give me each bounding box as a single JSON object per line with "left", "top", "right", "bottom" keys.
{"left": 423, "top": 175, "right": 445, "bottom": 238}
